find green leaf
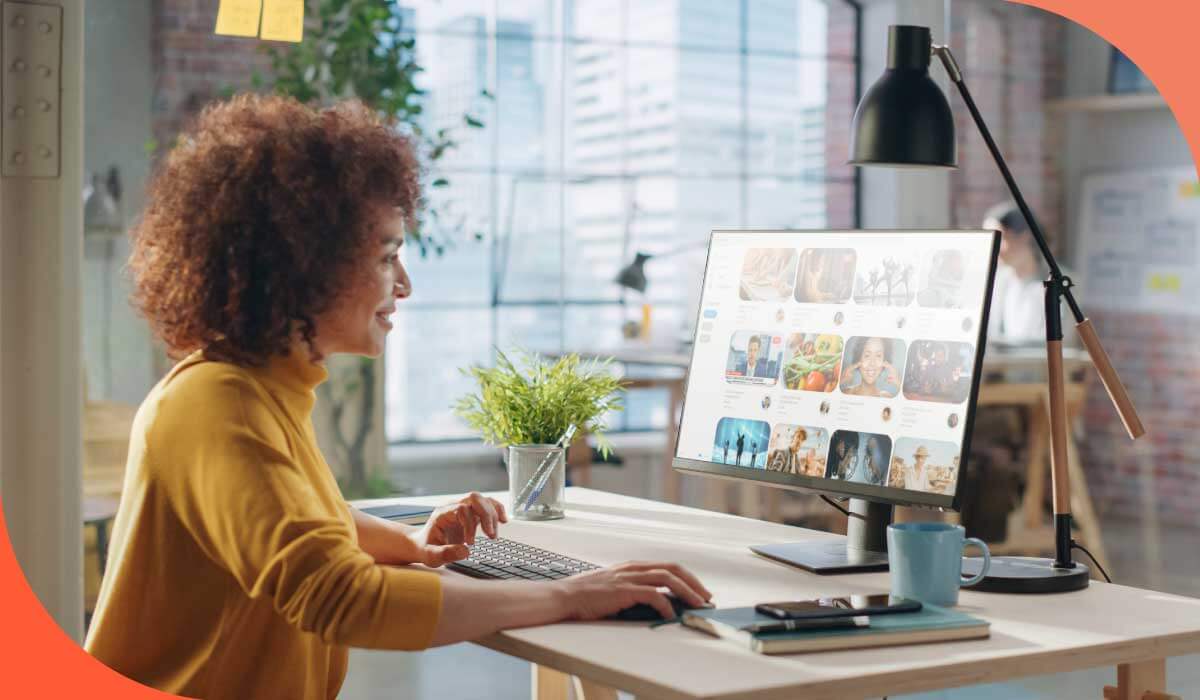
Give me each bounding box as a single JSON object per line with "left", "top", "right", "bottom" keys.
{"left": 454, "top": 349, "right": 626, "bottom": 448}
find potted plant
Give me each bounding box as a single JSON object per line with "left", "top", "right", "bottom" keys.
{"left": 454, "top": 350, "right": 625, "bottom": 520}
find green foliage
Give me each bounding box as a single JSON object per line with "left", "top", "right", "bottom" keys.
{"left": 454, "top": 351, "right": 626, "bottom": 456}
{"left": 256, "top": 0, "right": 487, "bottom": 256}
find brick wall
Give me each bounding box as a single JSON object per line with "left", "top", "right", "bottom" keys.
{"left": 945, "top": 3, "right": 1200, "bottom": 527}
{"left": 151, "top": 1, "right": 274, "bottom": 153}
{"left": 1083, "top": 314, "right": 1200, "bottom": 524}
{"left": 947, "top": 1, "right": 1064, "bottom": 246}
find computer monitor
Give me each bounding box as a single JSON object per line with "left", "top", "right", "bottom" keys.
{"left": 673, "top": 229, "right": 1001, "bottom": 573}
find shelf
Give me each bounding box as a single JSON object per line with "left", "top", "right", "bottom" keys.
{"left": 1046, "top": 93, "right": 1168, "bottom": 114}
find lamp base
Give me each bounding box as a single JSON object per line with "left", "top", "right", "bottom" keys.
{"left": 962, "top": 556, "right": 1089, "bottom": 594}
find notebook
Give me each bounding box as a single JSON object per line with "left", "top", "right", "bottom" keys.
{"left": 681, "top": 603, "right": 989, "bottom": 655}
{"left": 359, "top": 502, "right": 434, "bottom": 525}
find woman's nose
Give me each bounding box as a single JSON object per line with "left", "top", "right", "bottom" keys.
{"left": 393, "top": 265, "right": 412, "bottom": 299}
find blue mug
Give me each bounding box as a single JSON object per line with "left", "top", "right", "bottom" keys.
{"left": 887, "top": 522, "right": 990, "bottom": 607}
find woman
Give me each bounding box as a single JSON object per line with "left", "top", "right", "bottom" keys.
{"left": 84, "top": 95, "right": 710, "bottom": 700}
{"left": 840, "top": 337, "right": 901, "bottom": 397}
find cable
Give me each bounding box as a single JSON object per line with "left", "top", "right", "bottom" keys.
{"left": 1071, "top": 542, "right": 1112, "bottom": 583}
{"left": 820, "top": 495, "right": 866, "bottom": 521}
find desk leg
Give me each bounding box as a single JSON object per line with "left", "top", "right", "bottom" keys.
{"left": 571, "top": 676, "right": 619, "bottom": 700}
{"left": 663, "top": 380, "right": 684, "bottom": 504}
{"left": 1023, "top": 397, "right": 1050, "bottom": 531}
{"left": 1102, "top": 658, "right": 1180, "bottom": 700}
{"left": 531, "top": 664, "right": 570, "bottom": 700}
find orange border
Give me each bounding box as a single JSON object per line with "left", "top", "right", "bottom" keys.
{"left": 2, "top": 2, "right": 1197, "bottom": 697}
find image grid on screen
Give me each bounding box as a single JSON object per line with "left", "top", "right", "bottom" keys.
{"left": 675, "top": 231, "right": 994, "bottom": 500}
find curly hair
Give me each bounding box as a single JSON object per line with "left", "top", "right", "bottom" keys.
{"left": 128, "top": 93, "right": 421, "bottom": 366}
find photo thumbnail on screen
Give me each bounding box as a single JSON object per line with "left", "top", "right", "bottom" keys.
{"left": 765, "top": 424, "right": 829, "bottom": 477}
{"left": 853, "top": 251, "right": 918, "bottom": 306}
{"left": 794, "top": 248, "right": 856, "bottom": 303}
{"left": 917, "top": 249, "right": 971, "bottom": 309}
{"left": 828, "top": 430, "right": 892, "bottom": 486}
{"left": 888, "top": 437, "right": 960, "bottom": 495}
{"left": 782, "top": 333, "right": 843, "bottom": 393}
{"left": 739, "top": 248, "right": 800, "bottom": 302}
{"left": 725, "top": 331, "right": 782, "bottom": 385}
{"left": 902, "top": 340, "right": 975, "bottom": 404}
{"left": 712, "top": 417, "right": 773, "bottom": 469}
{"left": 839, "top": 336, "right": 905, "bottom": 398}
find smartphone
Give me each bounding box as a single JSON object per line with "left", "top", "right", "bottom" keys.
{"left": 755, "top": 594, "right": 921, "bottom": 620}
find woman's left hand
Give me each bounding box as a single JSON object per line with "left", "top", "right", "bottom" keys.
{"left": 412, "top": 492, "right": 508, "bottom": 567}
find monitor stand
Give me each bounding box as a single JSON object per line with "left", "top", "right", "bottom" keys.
{"left": 749, "top": 499, "right": 891, "bottom": 574}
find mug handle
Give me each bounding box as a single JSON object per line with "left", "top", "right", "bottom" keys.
{"left": 960, "top": 537, "right": 991, "bottom": 587}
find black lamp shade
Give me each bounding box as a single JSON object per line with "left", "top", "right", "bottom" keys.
{"left": 849, "top": 25, "right": 957, "bottom": 169}
{"left": 614, "top": 252, "right": 651, "bottom": 293}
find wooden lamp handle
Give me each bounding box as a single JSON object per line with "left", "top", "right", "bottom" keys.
{"left": 1076, "top": 319, "right": 1145, "bottom": 440}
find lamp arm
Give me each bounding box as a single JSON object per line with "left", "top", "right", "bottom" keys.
{"left": 933, "top": 44, "right": 1145, "bottom": 441}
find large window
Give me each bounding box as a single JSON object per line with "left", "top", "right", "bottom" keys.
{"left": 386, "top": 0, "right": 860, "bottom": 442}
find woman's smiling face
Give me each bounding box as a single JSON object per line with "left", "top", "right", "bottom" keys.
{"left": 859, "top": 337, "right": 886, "bottom": 385}
{"left": 312, "top": 208, "right": 411, "bottom": 359}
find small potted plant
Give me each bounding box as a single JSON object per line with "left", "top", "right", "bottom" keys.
{"left": 454, "top": 350, "right": 625, "bottom": 520}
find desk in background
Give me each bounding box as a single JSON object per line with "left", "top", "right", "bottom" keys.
{"left": 566, "top": 345, "right": 1105, "bottom": 569}
{"left": 356, "top": 488, "right": 1193, "bottom": 700}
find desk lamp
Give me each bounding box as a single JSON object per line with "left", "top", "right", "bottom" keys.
{"left": 850, "top": 25, "right": 1145, "bottom": 592}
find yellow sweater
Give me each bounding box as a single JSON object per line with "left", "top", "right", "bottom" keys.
{"left": 85, "top": 350, "right": 442, "bottom": 699}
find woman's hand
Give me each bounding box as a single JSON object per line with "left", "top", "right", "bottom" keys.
{"left": 882, "top": 361, "right": 901, "bottom": 387}
{"left": 412, "top": 492, "right": 508, "bottom": 567}
{"left": 556, "top": 561, "right": 712, "bottom": 621}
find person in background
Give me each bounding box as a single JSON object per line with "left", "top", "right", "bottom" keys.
{"left": 84, "top": 94, "right": 710, "bottom": 700}
{"left": 984, "top": 201, "right": 1077, "bottom": 344}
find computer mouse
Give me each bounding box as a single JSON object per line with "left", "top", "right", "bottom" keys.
{"left": 608, "top": 594, "right": 712, "bottom": 622}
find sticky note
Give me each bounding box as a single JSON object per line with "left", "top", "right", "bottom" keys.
{"left": 214, "top": 0, "right": 262, "bottom": 38}
{"left": 1179, "top": 181, "right": 1200, "bottom": 198}
{"left": 260, "top": 0, "right": 304, "bottom": 43}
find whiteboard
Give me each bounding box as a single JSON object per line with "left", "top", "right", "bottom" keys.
{"left": 1075, "top": 167, "right": 1200, "bottom": 314}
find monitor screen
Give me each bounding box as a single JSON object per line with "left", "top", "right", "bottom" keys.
{"left": 673, "top": 229, "right": 1001, "bottom": 510}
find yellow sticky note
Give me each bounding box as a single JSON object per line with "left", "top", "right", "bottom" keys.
{"left": 214, "top": 0, "right": 262, "bottom": 38}
{"left": 260, "top": 0, "right": 305, "bottom": 43}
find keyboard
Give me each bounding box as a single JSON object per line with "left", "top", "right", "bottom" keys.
{"left": 447, "top": 537, "right": 600, "bottom": 581}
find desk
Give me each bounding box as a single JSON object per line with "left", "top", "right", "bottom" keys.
{"left": 570, "top": 346, "right": 1106, "bottom": 567}
{"left": 359, "top": 488, "right": 1194, "bottom": 700}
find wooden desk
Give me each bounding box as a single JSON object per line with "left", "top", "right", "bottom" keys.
{"left": 569, "top": 346, "right": 1107, "bottom": 564}
{"left": 358, "top": 488, "right": 1194, "bottom": 700}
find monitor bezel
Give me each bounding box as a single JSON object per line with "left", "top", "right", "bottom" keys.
{"left": 671, "top": 228, "right": 1002, "bottom": 512}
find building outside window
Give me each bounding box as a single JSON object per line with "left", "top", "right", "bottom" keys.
{"left": 379, "top": 0, "right": 863, "bottom": 443}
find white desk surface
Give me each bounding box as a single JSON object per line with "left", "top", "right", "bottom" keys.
{"left": 356, "top": 488, "right": 1200, "bottom": 700}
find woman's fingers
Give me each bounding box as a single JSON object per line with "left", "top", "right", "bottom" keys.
{"left": 614, "top": 561, "right": 711, "bottom": 603}
{"left": 463, "top": 492, "right": 502, "bottom": 538}
{"left": 423, "top": 543, "right": 469, "bottom": 568}
{"left": 619, "top": 569, "right": 707, "bottom": 607}
{"left": 455, "top": 504, "right": 478, "bottom": 545}
{"left": 628, "top": 584, "right": 676, "bottom": 620}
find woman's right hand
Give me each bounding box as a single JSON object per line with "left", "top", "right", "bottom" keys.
{"left": 556, "top": 561, "right": 712, "bottom": 621}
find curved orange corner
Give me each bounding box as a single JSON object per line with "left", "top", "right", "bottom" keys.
{"left": 2, "top": 2, "right": 1198, "bottom": 697}
{"left": 1013, "top": 0, "right": 1200, "bottom": 175}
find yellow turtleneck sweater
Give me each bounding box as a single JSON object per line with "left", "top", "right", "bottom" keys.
{"left": 85, "top": 350, "right": 442, "bottom": 699}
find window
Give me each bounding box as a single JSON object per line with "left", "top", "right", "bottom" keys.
{"left": 387, "top": 0, "right": 860, "bottom": 442}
